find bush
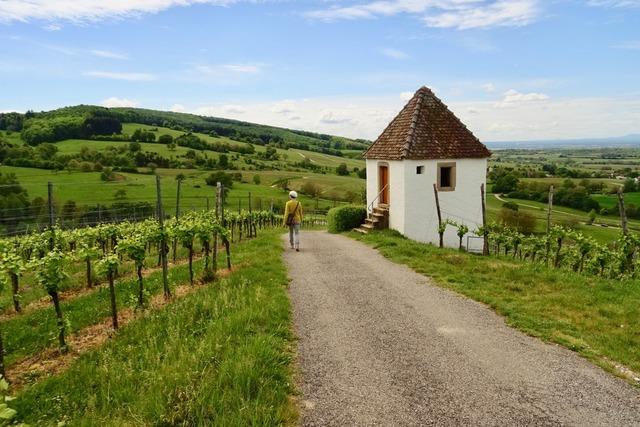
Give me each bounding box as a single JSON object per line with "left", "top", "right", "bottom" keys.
{"left": 502, "top": 201, "right": 519, "bottom": 211}
{"left": 327, "top": 205, "right": 367, "bottom": 233}
{"left": 497, "top": 208, "right": 537, "bottom": 234}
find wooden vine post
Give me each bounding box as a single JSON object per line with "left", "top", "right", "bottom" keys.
{"left": 547, "top": 185, "right": 554, "bottom": 234}
{"left": 545, "top": 185, "right": 554, "bottom": 264}
{"left": 172, "top": 178, "right": 182, "bottom": 263}
{"left": 481, "top": 184, "right": 488, "bottom": 255}
{"left": 617, "top": 187, "right": 629, "bottom": 236}
{"left": 156, "top": 176, "right": 171, "bottom": 299}
{"left": 248, "top": 192, "right": 255, "bottom": 238}
{"left": 213, "top": 182, "right": 220, "bottom": 274}
{"left": 433, "top": 184, "right": 443, "bottom": 248}
{"left": 222, "top": 185, "right": 231, "bottom": 269}
{"left": 47, "top": 182, "right": 67, "bottom": 351}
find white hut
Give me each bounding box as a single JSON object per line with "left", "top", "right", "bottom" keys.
{"left": 362, "top": 86, "right": 491, "bottom": 250}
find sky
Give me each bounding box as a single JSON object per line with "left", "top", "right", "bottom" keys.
{"left": 0, "top": 0, "right": 639, "bottom": 142}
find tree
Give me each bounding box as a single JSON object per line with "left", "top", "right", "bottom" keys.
{"left": 253, "top": 174, "right": 261, "bottom": 185}
{"left": 357, "top": 168, "right": 366, "bottom": 179}
{"left": 205, "top": 171, "right": 233, "bottom": 192}
{"left": 100, "top": 168, "right": 116, "bottom": 181}
{"left": 129, "top": 141, "right": 142, "bottom": 153}
{"left": 336, "top": 163, "right": 349, "bottom": 176}
{"left": 114, "top": 189, "right": 127, "bottom": 201}
{"left": 36, "top": 143, "right": 58, "bottom": 160}
{"left": 623, "top": 178, "right": 637, "bottom": 193}
{"left": 492, "top": 173, "right": 519, "bottom": 193}
{"left": 158, "top": 134, "right": 174, "bottom": 144}
{"left": 218, "top": 154, "right": 229, "bottom": 169}
{"left": 301, "top": 181, "right": 322, "bottom": 198}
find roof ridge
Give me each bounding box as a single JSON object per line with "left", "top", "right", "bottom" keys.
{"left": 401, "top": 88, "right": 425, "bottom": 159}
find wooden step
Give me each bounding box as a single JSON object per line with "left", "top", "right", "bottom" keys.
{"left": 353, "top": 227, "right": 368, "bottom": 234}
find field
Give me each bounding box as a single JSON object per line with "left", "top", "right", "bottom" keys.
{"left": 12, "top": 230, "right": 297, "bottom": 426}
{"left": 0, "top": 165, "right": 365, "bottom": 217}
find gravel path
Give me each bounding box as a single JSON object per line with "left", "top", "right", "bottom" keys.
{"left": 284, "top": 231, "right": 640, "bottom": 426}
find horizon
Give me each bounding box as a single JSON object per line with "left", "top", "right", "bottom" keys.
{"left": 1, "top": 1, "right": 640, "bottom": 142}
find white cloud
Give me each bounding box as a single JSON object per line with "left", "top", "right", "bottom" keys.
{"left": 381, "top": 48, "right": 409, "bottom": 59}
{"left": 400, "top": 91, "right": 414, "bottom": 101}
{"left": 90, "top": 49, "right": 128, "bottom": 60}
{"left": 495, "top": 89, "right": 549, "bottom": 108}
{"left": 424, "top": 1, "right": 538, "bottom": 29}
{"left": 482, "top": 83, "right": 496, "bottom": 92}
{"left": 157, "top": 93, "right": 640, "bottom": 142}
{"left": 222, "top": 105, "right": 246, "bottom": 114}
{"left": 306, "top": 0, "right": 540, "bottom": 30}
{"left": 186, "top": 63, "right": 265, "bottom": 85}
{"left": 101, "top": 97, "right": 138, "bottom": 108}
{"left": 320, "top": 110, "right": 357, "bottom": 125}
{"left": 0, "top": 0, "right": 246, "bottom": 23}
{"left": 222, "top": 64, "right": 261, "bottom": 73}
{"left": 270, "top": 100, "right": 297, "bottom": 114}
{"left": 43, "top": 23, "right": 61, "bottom": 31}
{"left": 85, "top": 71, "right": 156, "bottom": 81}
{"left": 614, "top": 40, "right": 640, "bottom": 50}
{"left": 588, "top": 0, "right": 640, "bottom": 7}
{"left": 170, "top": 103, "right": 186, "bottom": 112}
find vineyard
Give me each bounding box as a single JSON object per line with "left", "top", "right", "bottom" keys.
{"left": 480, "top": 224, "right": 640, "bottom": 278}
{"left": 0, "top": 197, "right": 287, "bottom": 397}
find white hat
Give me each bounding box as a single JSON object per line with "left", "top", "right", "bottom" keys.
{"left": 289, "top": 190, "right": 298, "bottom": 199}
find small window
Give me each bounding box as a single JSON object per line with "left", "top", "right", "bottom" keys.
{"left": 437, "top": 162, "right": 456, "bottom": 191}
{"left": 416, "top": 166, "right": 424, "bottom": 175}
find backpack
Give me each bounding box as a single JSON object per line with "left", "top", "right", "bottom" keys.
{"left": 286, "top": 202, "right": 300, "bottom": 226}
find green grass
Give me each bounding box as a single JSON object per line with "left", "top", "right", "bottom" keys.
{"left": 487, "top": 193, "right": 640, "bottom": 243}
{"left": 0, "top": 165, "right": 362, "bottom": 215}
{"left": 2, "top": 243, "right": 221, "bottom": 367}
{"left": 122, "top": 123, "right": 364, "bottom": 170}
{"left": 594, "top": 193, "right": 640, "bottom": 209}
{"left": 14, "top": 230, "right": 296, "bottom": 426}
{"left": 351, "top": 229, "right": 640, "bottom": 378}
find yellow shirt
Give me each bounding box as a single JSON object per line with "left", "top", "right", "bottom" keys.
{"left": 283, "top": 200, "right": 303, "bottom": 225}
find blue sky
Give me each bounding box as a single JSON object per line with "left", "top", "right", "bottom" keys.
{"left": 1, "top": 0, "right": 639, "bottom": 141}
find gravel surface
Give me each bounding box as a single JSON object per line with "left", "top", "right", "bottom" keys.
{"left": 284, "top": 231, "right": 640, "bottom": 427}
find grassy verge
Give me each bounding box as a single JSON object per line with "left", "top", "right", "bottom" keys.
{"left": 14, "top": 230, "right": 296, "bottom": 426}
{"left": 350, "top": 230, "right": 640, "bottom": 378}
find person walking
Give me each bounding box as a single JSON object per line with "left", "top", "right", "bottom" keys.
{"left": 284, "top": 191, "right": 303, "bottom": 251}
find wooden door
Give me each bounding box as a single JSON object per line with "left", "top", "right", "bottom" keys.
{"left": 379, "top": 165, "right": 389, "bottom": 205}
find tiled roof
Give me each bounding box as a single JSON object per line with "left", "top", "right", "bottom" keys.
{"left": 363, "top": 86, "right": 491, "bottom": 160}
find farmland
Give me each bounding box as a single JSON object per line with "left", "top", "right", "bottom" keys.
{"left": 2, "top": 104, "right": 640, "bottom": 424}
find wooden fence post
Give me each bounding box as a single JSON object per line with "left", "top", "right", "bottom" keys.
{"left": 213, "top": 182, "right": 220, "bottom": 274}
{"left": 222, "top": 185, "right": 231, "bottom": 269}
{"left": 433, "top": 183, "right": 443, "bottom": 248}
{"left": 617, "top": 187, "right": 629, "bottom": 236}
{"left": 481, "top": 183, "right": 488, "bottom": 256}
{"left": 172, "top": 179, "right": 181, "bottom": 263}
{"left": 156, "top": 176, "right": 171, "bottom": 298}
{"left": 547, "top": 185, "right": 554, "bottom": 234}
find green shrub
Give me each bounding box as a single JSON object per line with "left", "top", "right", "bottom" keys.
{"left": 327, "top": 205, "right": 367, "bottom": 233}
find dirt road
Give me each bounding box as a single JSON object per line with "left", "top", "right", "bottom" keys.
{"left": 284, "top": 231, "right": 640, "bottom": 426}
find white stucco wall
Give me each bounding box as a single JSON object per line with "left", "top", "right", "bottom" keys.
{"left": 366, "top": 157, "right": 487, "bottom": 249}
{"left": 366, "top": 159, "right": 405, "bottom": 232}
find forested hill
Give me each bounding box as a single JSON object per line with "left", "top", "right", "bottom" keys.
{"left": 0, "top": 105, "right": 370, "bottom": 154}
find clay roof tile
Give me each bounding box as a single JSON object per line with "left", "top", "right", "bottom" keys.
{"left": 363, "top": 86, "right": 491, "bottom": 160}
